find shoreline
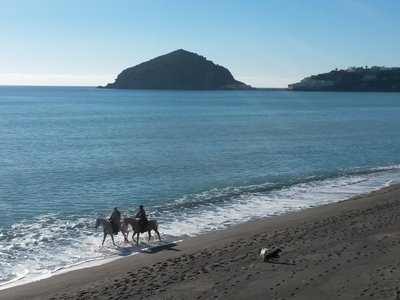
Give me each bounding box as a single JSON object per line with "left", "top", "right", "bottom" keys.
{"left": 1, "top": 183, "right": 400, "bottom": 299}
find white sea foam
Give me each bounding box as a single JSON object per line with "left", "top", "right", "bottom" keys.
{"left": 160, "top": 168, "right": 400, "bottom": 238}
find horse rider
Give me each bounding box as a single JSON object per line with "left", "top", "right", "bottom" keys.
{"left": 135, "top": 205, "right": 148, "bottom": 233}
{"left": 109, "top": 207, "right": 121, "bottom": 235}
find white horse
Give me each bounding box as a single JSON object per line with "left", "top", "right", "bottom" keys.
{"left": 121, "top": 218, "right": 161, "bottom": 244}
{"left": 95, "top": 218, "right": 116, "bottom": 246}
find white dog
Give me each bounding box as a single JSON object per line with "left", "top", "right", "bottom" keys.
{"left": 260, "top": 247, "right": 282, "bottom": 262}
{"left": 259, "top": 247, "right": 269, "bottom": 261}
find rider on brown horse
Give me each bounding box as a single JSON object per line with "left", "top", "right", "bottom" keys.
{"left": 135, "top": 205, "right": 148, "bottom": 233}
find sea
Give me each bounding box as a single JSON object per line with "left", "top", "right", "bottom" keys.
{"left": 0, "top": 86, "right": 400, "bottom": 288}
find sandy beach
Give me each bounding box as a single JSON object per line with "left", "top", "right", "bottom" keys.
{"left": 1, "top": 184, "right": 400, "bottom": 300}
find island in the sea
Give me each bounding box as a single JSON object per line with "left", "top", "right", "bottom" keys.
{"left": 101, "top": 49, "right": 251, "bottom": 90}
{"left": 289, "top": 66, "right": 400, "bottom": 91}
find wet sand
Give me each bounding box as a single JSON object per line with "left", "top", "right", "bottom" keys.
{"left": 1, "top": 184, "right": 400, "bottom": 299}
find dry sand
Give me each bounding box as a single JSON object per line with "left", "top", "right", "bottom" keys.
{"left": 1, "top": 184, "right": 400, "bottom": 300}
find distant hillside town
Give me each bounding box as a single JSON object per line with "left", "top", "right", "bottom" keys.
{"left": 289, "top": 66, "right": 400, "bottom": 91}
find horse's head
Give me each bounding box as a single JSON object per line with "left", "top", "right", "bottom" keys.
{"left": 95, "top": 218, "right": 100, "bottom": 228}
{"left": 121, "top": 218, "right": 132, "bottom": 231}
{"left": 120, "top": 222, "right": 127, "bottom": 233}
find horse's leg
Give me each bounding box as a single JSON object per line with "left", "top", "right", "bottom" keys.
{"left": 111, "top": 234, "right": 115, "bottom": 246}
{"left": 131, "top": 231, "right": 136, "bottom": 243}
{"left": 102, "top": 233, "right": 106, "bottom": 245}
{"left": 122, "top": 231, "right": 127, "bottom": 242}
{"left": 121, "top": 228, "right": 128, "bottom": 242}
{"left": 148, "top": 230, "right": 152, "bottom": 241}
{"left": 136, "top": 232, "right": 140, "bottom": 245}
{"left": 155, "top": 229, "right": 161, "bottom": 241}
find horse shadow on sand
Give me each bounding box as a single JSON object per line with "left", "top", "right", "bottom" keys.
{"left": 112, "top": 240, "right": 180, "bottom": 257}
{"left": 140, "top": 242, "right": 180, "bottom": 254}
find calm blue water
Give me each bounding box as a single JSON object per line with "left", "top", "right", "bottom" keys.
{"left": 1, "top": 86, "right": 400, "bottom": 287}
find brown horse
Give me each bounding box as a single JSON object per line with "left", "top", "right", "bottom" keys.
{"left": 121, "top": 217, "right": 161, "bottom": 244}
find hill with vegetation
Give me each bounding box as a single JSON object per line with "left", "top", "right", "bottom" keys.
{"left": 289, "top": 67, "right": 400, "bottom": 91}
{"left": 101, "top": 49, "right": 251, "bottom": 90}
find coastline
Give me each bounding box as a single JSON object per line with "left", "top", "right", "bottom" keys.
{"left": 1, "top": 183, "right": 400, "bottom": 299}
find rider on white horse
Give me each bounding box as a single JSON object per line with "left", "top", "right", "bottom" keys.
{"left": 109, "top": 207, "right": 121, "bottom": 235}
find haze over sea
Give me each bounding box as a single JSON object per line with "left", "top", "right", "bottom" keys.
{"left": 0, "top": 86, "right": 400, "bottom": 288}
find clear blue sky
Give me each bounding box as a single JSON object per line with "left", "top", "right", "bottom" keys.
{"left": 1, "top": 0, "right": 399, "bottom": 87}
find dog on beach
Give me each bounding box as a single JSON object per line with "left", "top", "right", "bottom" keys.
{"left": 260, "top": 248, "right": 282, "bottom": 262}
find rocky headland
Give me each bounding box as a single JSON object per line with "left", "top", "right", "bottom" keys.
{"left": 101, "top": 49, "right": 251, "bottom": 90}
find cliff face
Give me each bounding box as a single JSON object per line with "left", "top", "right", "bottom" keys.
{"left": 102, "top": 49, "right": 251, "bottom": 90}
{"left": 289, "top": 67, "right": 400, "bottom": 91}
